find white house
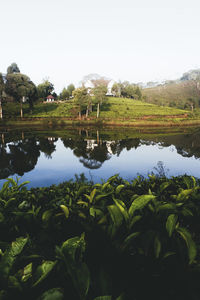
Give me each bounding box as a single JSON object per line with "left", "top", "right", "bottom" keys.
{"left": 83, "top": 79, "right": 115, "bottom": 96}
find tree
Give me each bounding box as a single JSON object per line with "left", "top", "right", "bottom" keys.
{"left": 72, "top": 88, "right": 89, "bottom": 119}
{"left": 37, "top": 80, "right": 54, "bottom": 99}
{"left": 5, "top": 73, "right": 38, "bottom": 117}
{"left": 111, "top": 82, "right": 122, "bottom": 97}
{"left": 7, "top": 63, "right": 20, "bottom": 74}
{"left": 60, "top": 88, "right": 70, "bottom": 100}
{"left": 67, "top": 84, "right": 75, "bottom": 97}
{"left": 93, "top": 85, "right": 107, "bottom": 118}
{"left": 0, "top": 73, "right": 4, "bottom": 119}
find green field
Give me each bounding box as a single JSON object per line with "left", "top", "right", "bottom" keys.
{"left": 2, "top": 97, "right": 190, "bottom": 121}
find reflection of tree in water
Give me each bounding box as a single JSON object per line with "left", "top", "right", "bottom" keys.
{"left": 38, "top": 137, "right": 57, "bottom": 159}
{"left": 110, "top": 138, "right": 140, "bottom": 156}
{"left": 62, "top": 137, "right": 111, "bottom": 169}
{"left": 0, "top": 136, "right": 58, "bottom": 179}
{"left": 0, "top": 138, "right": 40, "bottom": 179}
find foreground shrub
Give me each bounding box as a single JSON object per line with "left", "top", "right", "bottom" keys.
{"left": 0, "top": 174, "right": 200, "bottom": 299}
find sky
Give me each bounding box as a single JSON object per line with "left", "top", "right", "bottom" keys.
{"left": 1, "top": 0, "right": 200, "bottom": 93}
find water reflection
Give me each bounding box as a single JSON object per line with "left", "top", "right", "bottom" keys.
{"left": 0, "top": 127, "right": 200, "bottom": 184}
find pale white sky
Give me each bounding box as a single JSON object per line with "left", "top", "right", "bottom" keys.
{"left": 1, "top": 0, "right": 200, "bottom": 93}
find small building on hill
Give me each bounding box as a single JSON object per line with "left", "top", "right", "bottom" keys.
{"left": 46, "top": 95, "right": 54, "bottom": 102}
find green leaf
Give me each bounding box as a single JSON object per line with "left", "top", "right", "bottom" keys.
{"left": 42, "top": 210, "right": 53, "bottom": 222}
{"left": 176, "top": 227, "right": 197, "bottom": 264}
{"left": 60, "top": 205, "right": 69, "bottom": 219}
{"left": 177, "top": 189, "right": 193, "bottom": 202}
{"left": 116, "top": 185, "right": 124, "bottom": 194}
{"left": 37, "top": 288, "right": 64, "bottom": 300}
{"left": 129, "top": 195, "right": 156, "bottom": 217}
{"left": 160, "top": 182, "right": 170, "bottom": 192}
{"left": 166, "top": 214, "right": 178, "bottom": 237}
{"left": 21, "top": 263, "right": 32, "bottom": 282}
{"left": 129, "top": 215, "right": 142, "bottom": 229}
{"left": 107, "top": 205, "right": 123, "bottom": 228}
{"left": 33, "top": 261, "right": 56, "bottom": 287}
{"left": 60, "top": 234, "right": 90, "bottom": 299}
{"left": 122, "top": 232, "right": 140, "bottom": 250}
{"left": 158, "top": 203, "right": 176, "bottom": 211}
{"left": 0, "top": 237, "right": 28, "bottom": 280}
{"left": 90, "top": 188, "right": 97, "bottom": 203}
{"left": 113, "top": 198, "right": 129, "bottom": 223}
{"left": 154, "top": 235, "right": 161, "bottom": 258}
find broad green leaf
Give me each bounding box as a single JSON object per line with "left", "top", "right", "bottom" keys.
{"left": 176, "top": 227, "right": 197, "bottom": 264}
{"left": 129, "top": 215, "right": 142, "bottom": 229}
{"left": 60, "top": 205, "right": 69, "bottom": 219}
{"left": 42, "top": 210, "right": 53, "bottom": 222}
{"left": 116, "top": 185, "right": 124, "bottom": 194}
{"left": 60, "top": 234, "right": 90, "bottom": 299}
{"left": 102, "top": 182, "right": 112, "bottom": 191}
{"left": 37, "top": 288, "right": 64, "bottom": 300}
{"left": 129, "top": 195, "right": 156, "bottom": 216}
{"left": 113, "top": 198, "right": 129, "bottom": 223}
{"left": 22, "top": 263, "right": 32, "bottom": 282}
{"left": 77, "top": 200, "right": 88, "bottom": 207}
{"left": 154, "top": 235, "right": 161, "bottom": 258}
{"left": 90, "top": 188, "right": 97, "bottom": 203}
{"left": 160, "top": 182, "right": 170, "bottom": 192}
{"left": 166, "top": 214, "right": 177, "bottom": 237}
{"left": 33, "top": 261, "right": 56, "bottom": 287}
{"left": 177, "top": 189, "right": 193, "bottom": 202}
{"left": 0, "top": 237, "right": 28, "bottom": 280}
{"left": 61, "top": 233, "right": 86, "bottom": 262}
{"left": 122, "top": 232, "right": 140, "bottom": 250}
{"left": 157, "top": 203, "right": 176, "bottom": 211}
{"left": 107, "top": 205, "right": 123, "bottom": 228}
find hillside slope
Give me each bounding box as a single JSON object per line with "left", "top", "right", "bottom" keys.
{"left": 143, "top": 80, "right": 200, "bottom": 109}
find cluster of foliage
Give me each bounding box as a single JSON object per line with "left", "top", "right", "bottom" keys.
{"left": 37, "top": 80, "right": 55, "bottom": 100}
{"left": 59, "top": 84, "right": 75, "bottom": 100}
{"left": 112, "top": 82, "right": 142, "bottom": 99}
{"left": 1, "top": 174, "right": 200, "bottom": 299}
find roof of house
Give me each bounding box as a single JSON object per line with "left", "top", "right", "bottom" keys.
{"left": 46, "top": 95, "right": 54, "bottom": 99}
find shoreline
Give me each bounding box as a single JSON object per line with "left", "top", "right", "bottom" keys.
{"left": 1, "top": 116, "right": 200, "bottom": 129}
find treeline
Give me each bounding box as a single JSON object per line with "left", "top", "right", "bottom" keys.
{"left": 0, "top": 63, "right": 143, "bottom": 119}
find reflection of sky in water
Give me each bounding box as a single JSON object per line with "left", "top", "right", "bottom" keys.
{"left": 1, "top": 139, "right": 200, "bottom": 188}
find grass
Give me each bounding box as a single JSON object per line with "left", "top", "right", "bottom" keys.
{"left": 2, "top": 97, "right": 200, "bottom": 127}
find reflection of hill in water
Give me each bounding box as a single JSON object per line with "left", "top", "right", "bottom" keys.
{"left": 0, "top": 128, "right": 200, "bottom": 179}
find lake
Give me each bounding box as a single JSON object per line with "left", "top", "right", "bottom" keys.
{"left": 0, "top": 126, "right": 200, "bottom": 188}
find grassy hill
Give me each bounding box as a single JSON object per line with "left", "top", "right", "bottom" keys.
{"left": 142, "top": 80, "right": 200, "bottom": 109}
{"left": 2, "top": 97, "right": 189, "bottom": 122}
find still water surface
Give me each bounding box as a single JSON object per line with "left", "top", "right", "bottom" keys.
{"left": 0, "top": 127, "right": 200, "bottom": 187}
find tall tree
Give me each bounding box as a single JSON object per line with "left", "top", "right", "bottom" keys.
{"left": 67, "top": 84, "right": 75, "bottom": 97}
{"left": 37, "top": 80, "right": 54, "bottom": 99}
{"left": 5, "top": 73, "right": 38, "bottom": 117}
{"left": 93, "top": 85, "right": 107, "bottom": 118}
{"left": 0, "top": 73, "right": 4, "bottom": 119}
{"left": 72, "top": 88, "right": 89, "bottom": 119}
